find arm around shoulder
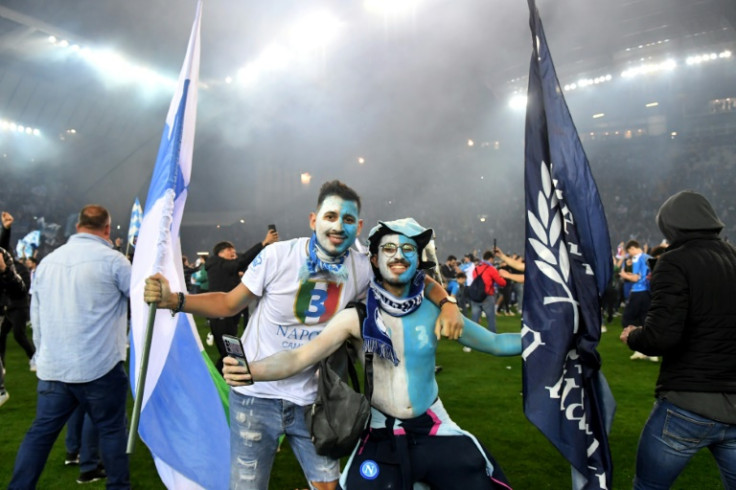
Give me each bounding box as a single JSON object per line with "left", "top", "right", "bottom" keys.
{"left": 247, "top": 307, "right": 361, "bottom": 382}
{"left": 458, "top": 317, "right": 522, "bottom": 356}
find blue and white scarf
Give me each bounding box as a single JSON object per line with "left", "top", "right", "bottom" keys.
{"left": 363, "top": 271, "right": 425, "bottom": 366}
{"left": 298, "top": 231, "right": 350, "bottom": 283}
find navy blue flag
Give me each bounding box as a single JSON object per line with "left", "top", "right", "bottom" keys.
{"left": 521, "top": 1, "right": 615, "bottom": 489}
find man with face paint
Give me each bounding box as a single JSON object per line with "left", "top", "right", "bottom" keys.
{"left": 144, "top": 183, "right": 464, "bottom": 490}
{"left": 223, "top": 218, "right": 522, "bottom": 489}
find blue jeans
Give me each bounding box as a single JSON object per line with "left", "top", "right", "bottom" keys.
{"left": 65, "top": 405, "right": 101, "bottom": 472}
{"left": 634, "top": 399, "right": 736, "bottom": 489}
{"left": 9, "top": 362, "right": 130, "bottom": 489}
{"left": 470, "top": 295, "right": 497, "bottom": 332}
{"left": 229, "top": 390, "right": 340, "bottom": 489}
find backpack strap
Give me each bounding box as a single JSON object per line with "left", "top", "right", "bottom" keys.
{"left": 345, "top": 301, "right": 373, "bottom": 402}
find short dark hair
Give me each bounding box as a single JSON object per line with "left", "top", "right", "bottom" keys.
{"left": 446, "top": 255, "right": 457, "bottom": 262}
{"left": 482, "top": 249, "right": 495, "bottom": 261}
{"left": 456, "top": 272, "right": 466, "bottom": 279}
{"left": 317, "top": 180, "right": 361, "bottom": 213}
{"left": 78, "top": 205, "right": 110, "bottom": 231}
{"left": 625, "top": 240, "right": 641, "bottom": 250}
{"left": 213, "top": 241, "right": 235, "bottom": 256}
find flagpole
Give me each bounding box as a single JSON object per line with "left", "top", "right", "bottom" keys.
{"left": 127, "top": 303, "right": 157, "bottom": 453}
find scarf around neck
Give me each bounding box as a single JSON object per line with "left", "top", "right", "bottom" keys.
{"left": 298, "top": 231, "right": 350, "bottom": 283}
{"left": 363, "top": 270, "right": 425, "bottom": 366}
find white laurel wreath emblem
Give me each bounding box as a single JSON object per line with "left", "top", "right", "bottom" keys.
{"left": 525, "top": 160, "right": 579, "bottom": 338}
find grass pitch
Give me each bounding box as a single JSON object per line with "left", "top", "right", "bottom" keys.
{"left": 0, "top": 313, "right": 722, "bottom": 489}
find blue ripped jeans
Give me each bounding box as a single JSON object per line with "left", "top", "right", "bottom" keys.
{"left": 634, "top": 399, "right": 736, "bottom": 489}
{"left": 229, "top": 390, "right": 340, "bottom": 489}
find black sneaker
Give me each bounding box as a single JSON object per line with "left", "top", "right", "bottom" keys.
{"left": 76, "top": 467, "right": 106, "bottom": 484}
{"left": 65, "top": 452, "right": 80, "bottom": 465}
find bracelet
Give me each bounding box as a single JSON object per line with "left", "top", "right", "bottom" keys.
{"left": 170, "top": 292, "right": 186, "bottom": 317}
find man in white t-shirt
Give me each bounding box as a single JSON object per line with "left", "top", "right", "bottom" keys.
{"left": 145, "top": 180, "right": 464, "bottom": 490}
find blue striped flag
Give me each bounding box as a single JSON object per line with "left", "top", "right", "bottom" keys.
{"left": 127, "top": 197, "right": 142, "bottom": 247}
{"left": 521, "top": 1, "right": 616, "bottom": 489}
{"left": 129, "top": 2, "right": 230, "bottom": 488}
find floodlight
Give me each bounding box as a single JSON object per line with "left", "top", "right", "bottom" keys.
{"left": 289, "top": 12, "right": 342, "bottom": 51}
{"left": 259, "top": 44, "right": 291, "bottom": 72}
{"left": 237, "top": 64, "right": 258, "bottom": 85}
{"left": 508, "top": 94, "right": 527, "bottom": 110}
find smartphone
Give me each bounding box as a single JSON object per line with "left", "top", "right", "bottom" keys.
{"left": 268, "top": 224, "right": 277, "bottom": 232}
{"left": 222, "top": 334, "right": 254, "bottom": 385}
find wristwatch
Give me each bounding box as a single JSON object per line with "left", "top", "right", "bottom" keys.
{"left": 438, "top": 296, "right": 458, "bottom": 308}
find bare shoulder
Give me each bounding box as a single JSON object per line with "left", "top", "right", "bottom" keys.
{"left": 327, "top": 306, "right": 363, "bottom": 340}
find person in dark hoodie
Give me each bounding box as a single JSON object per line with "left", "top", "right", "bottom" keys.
{"left": 620, "top": 190, "right": 736, "bottom": 489}
{"left": 206, "top": 229, "right": 279, "bottom": 372}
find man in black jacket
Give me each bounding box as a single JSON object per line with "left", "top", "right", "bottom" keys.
{"left": 0, "top": 244, "right": 27, "bottom": 406}
{"left": 0, "top": 212, "right": 35, "bottom": 371}
{"left": 620, "top": 190, "right": 736, "bottom": 489}
{"left": 206, "top": 229, "right": 278, "bottom": 372}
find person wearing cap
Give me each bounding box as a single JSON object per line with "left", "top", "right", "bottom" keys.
{"left": 144, "top": 182, "right": 463, "bottom": 490}
{"left": 620, "top": 190, "right": 736, "bottom": 489}
{"left": 205, "top": 231, "right": 278, "bottom": 373}
{"left": 224, "top": 217, "right": 522, "bottom": 489}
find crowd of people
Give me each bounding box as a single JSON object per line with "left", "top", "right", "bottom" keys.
{"left": 1, "top": 129, "right": 736, "bottom": 488}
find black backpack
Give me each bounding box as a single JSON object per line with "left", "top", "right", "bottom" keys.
{"left": 305, "top": 302, "right": 373, "bottom": 459}
{"left": 467, "top": 265, "right": 488, "bottom": 302}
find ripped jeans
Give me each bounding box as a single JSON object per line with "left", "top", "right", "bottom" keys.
{"left": 229, "top": 390, "right": 340, "bottom": 489}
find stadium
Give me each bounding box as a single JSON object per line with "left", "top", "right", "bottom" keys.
{"left": 1, "top": 0, "right": 735, "bottom": 488}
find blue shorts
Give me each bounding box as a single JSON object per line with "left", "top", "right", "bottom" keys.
{"left": 229, "top": 390, "right": 340, "bottom": 489}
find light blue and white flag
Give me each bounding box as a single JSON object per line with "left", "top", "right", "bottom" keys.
{"left": 129, "top": 2, "right": 230, "bottom": 489}
{"left": 16, "top": 229, "right": 41, "bottom": 258}
{"left": 127, "top": 197, "right": 143, "bottom": 247}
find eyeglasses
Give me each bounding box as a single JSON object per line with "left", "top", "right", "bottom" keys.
{"left": 379, "top": 243, "right": 417, "bottom": 257}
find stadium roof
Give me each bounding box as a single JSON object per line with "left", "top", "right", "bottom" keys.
{"left": 0, "top": 0, "right": 734, "bottom": 235}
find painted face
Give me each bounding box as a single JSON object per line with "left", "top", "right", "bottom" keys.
{"left": 376, "top": 233, "right": 419, "bottom": 286}
{"left": 310, "top": 195, "right": 362, "bottom": 256}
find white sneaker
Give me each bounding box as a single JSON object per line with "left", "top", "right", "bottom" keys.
{"left": 462, "top": 346, "right": 472, "bottom": 353}
{"left": 29, "top": 359, "right": 37, "bottom": 372}
{"left": 648, "top": 356, "right": 659, "bottom": 362}
{"left": 630, "top": 352, "right": 648, "bottom": 360}
{"left": 601, "top": 325, "right": 608, "bottom": 333}
{"left": 0, "top": 390, "right": 8, "bottom": 407}
{"left": 206, "top": 332, "right": 214, "bottom": 346}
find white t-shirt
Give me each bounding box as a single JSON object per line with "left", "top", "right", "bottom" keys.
{"left": 235, "top": 237, "right": 372, "bottom": 405}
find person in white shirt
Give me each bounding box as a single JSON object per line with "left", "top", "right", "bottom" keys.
{"left": 145, "top": 180, "right": 463, "bottom": 490}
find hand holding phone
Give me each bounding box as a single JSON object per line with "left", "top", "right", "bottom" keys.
{"left": 268, "top": 224, "right": 277, "bottom": 232}
{"left": 222, "top": 334, "right": 254, "bottom": 385}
